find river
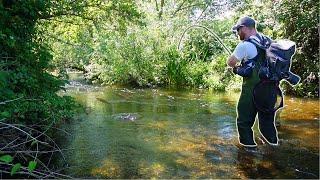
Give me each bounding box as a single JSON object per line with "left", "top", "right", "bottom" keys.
{"left": 57, "top": 72, "right": 319, "bottom": 179}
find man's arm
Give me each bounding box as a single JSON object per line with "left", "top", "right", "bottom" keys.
{"left": 227, "top": 55, "right": 239, "bottom": 67}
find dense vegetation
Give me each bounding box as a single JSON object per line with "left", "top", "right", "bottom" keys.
{"left": 0, "top": 0, "right": 142, "bottom": 177}
{"left": 46, "top": 0, "right": 319, "bottom": 95}
{"left": 0, "top": 0, "right": 318, "bottom": 178}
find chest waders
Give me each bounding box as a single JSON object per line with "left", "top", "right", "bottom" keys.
{"left": 236, "top": 48, "right": 278, "bottom": 146}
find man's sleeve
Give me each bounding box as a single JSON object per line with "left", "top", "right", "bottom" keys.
{"left": 232, "top": 43, "right": 246, "bottom": 62}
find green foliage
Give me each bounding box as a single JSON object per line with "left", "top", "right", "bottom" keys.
{"left": 183, "top": 32, "right": 220, "bottom": 62}
{"left": 0, "top": 0, "right": 144, "bottom": 123}
{"left": 276, "top": 0, "right": 319, "bottom": 97}
{"left": 185, "top": 61, "right": 208, "bottom": 87}
{"left": 203, "top": 54, "right": 238, "bottom": 91}
{"left": 234, "top": 0, "right": 281, "bottom": 38}
{"left": 27, "top": 0, "right": 317, "bottom": 97}
{"left": 45, "top": 1, "right": 239, "bottom": 89}
{"left": 0, "top": 154, "right": 22, "bottom": 176}
{"left": 43, "top": 0, "right": 144, "bottom": 73}
{"left": 11, "top": 163, "right": 21, "bottom": 176}
{"left": 162, "top": 47, "right": 187, "bottom": 86}
{"left": 0, "top": 155, "right": 13, "bottom": 163}
{"left": 0, "top": 154, "right": 37, "bottom": 176}
{"left": 28, "top": 161, "right": 37, "bottom": 172}
{"left": 2, "top": 0, "right": 317, "bottom": 175}
{"left": 0, "top": 0, "right": 143, "bottom": 177}
{"left": 0, "top": 0, "right": 77, "bottom": 125}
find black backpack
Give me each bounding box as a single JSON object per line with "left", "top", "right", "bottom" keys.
{"left": 245, "top": 34, "right": 301, "bottom": 85}
{"left": 235, "top": 34, "right": 301, "bottom": 113}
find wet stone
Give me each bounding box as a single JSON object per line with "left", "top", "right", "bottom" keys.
{"left": 112, "top": 113, "right": 140, "bottom": 122}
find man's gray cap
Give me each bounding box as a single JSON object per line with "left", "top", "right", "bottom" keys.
{"left": 232, "top": 16, "right": 256, "bottom": 32}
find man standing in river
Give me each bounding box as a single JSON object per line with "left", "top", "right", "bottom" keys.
{"left": 227, "top": 16, "right": 278, "bottom": 148}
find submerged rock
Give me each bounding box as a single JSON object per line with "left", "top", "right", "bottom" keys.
{"left": 112, "top": 113, "right": 139, "bottom": 122}
{"left": 96, "top": 97, "right": 110, "bottom": 104}
{"left": 64, "top": 80, "right": 101, "bottom": 92}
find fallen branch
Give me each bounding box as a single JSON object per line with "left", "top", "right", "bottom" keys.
{"left": 0, "top": 97, "right": 23, "bottom": 105}
{"left": 1, "top": 148, "right": 74, "bottom": 154}
{"left": 295, "top": 168, "right": 318, "bottom": 178}
{"left": 0, "top": 122, "right": 71, "bottom": 178}
{"left": 0, "top": 122, "right": 48, "bottom": 145}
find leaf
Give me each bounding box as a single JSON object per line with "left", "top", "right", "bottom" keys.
{"left": 0, "top": 155, "right": 13, "bottom": 163}
{"left": 0, "top": 111, "right": 10, "bottom": 118}
{"left": 31, "top": 140, "right": 38, "bottom": 147}
{"left": 10, "top": 163, "right": 21, "bottom": 176}
{"left": 28, "top": 161, "right": 37, "bottom": 172}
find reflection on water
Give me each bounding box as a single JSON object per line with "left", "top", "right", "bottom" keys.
{"left": 281, "top": 96, "right": 319, "bottom": 121}
{"left": 58, "top": 73, "right": 319, "bottom": 179}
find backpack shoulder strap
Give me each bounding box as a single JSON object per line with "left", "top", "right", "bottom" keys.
{"left": 245, "top": 33, "right": 272, "bottom": 50}
{"left": 242, "top": 34, "right": 264, "bottom": 62}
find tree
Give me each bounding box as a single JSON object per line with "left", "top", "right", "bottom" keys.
{"left": 0, "top": 0, "right": 143, "bottom": 177}
{"left": 276, "top": 0, "right": 319, "bottom": 97}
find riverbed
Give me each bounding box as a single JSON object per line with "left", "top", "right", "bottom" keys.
{"left": 58, "top": 72, "right": 319, "bottom": 179}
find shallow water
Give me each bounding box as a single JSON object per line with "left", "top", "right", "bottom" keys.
{"left": 58, "top": 72, "right": 319, "bottom": 179}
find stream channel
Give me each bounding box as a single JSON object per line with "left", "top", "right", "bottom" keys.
{"left": 57, "top": 72, "right": 319, "bottom": 179}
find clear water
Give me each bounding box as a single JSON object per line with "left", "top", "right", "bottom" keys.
{"left": 58, "top": 72, "right": 319, "bottom": 179}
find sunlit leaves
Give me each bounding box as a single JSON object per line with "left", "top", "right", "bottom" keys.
{"left": 276, "top": 0, "right": 319, "bottom": 97}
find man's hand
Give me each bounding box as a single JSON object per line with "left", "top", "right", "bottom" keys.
{"left": 227, "top": 55, "right": 239, "bottom": 68}
{"left": 232, "top": 66, "right": 238, "bottom": 74}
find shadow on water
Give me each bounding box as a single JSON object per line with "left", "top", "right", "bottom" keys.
{"left": 57, "top": 72, "right": 319, "bottom": 179}
{"left": 236, "top": 143, "right": 318, "bottom": 179}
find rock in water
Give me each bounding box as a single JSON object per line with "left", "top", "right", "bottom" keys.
{"left": 112, "top": 113, "right": 139, "bottom": 122}
{"left": 96, "top": 97, "right": 110, "bottom": 104}
{"left": 120, "top": 114, "right": 137, "bottom": 121}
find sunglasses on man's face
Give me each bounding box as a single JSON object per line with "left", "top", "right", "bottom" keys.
{"left": 232, "top": 25, "right": 244, "bottom": 36}
{"left": 233, "top": 26, "right": 245, "bottom": 37}
{"left": 237, "top": 26, "right": 244, "bottom": 33}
